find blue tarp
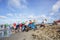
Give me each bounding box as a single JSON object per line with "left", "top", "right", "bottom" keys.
{"left": 28, "top": 23, "right": 36, "bottom": 29}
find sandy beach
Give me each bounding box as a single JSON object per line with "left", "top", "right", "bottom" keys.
{"left": 0, "top": 24, "right": 60, "bottom": 40}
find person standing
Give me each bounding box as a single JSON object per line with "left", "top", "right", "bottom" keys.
{"left": 13, "top": 23, "right": 16, "bottom": 30}
{"left": 19, "top": 23, "right": 23, "bottom": 31}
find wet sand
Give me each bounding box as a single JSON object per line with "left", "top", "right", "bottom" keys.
{"left": 0, "top": 30, "right": 34, "bottom": 40}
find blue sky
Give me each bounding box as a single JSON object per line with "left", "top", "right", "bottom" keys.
{"left": 0, "top": 0, "right": 60, "bottom": 24}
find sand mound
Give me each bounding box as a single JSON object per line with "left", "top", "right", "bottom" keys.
{"left": 32, "top": 25, "right": 60, "bottom": 40}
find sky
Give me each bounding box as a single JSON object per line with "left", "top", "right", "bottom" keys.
{"left": 0, "top": 0, "right": 60, "bottom": 24}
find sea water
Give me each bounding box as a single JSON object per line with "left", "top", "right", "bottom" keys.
{"left": 0, "top": 26, "right": 12, "bottom": 37}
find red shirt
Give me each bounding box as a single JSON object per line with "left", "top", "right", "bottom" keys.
{"left": 13, "top": 23, "right": 16, "bottom": 26}
{"left": 19, "top": 23, "right": 23, "bottom": 27}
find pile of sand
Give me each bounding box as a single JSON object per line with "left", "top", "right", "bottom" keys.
{"left": 32, "top": 25, "right": 60, "bottom": 40}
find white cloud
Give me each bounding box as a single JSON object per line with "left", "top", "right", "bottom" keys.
{"left": 40, "top": 14, "right": 54, "bottom": 21}
{"left": 40, "top": 15, "right": 49, "bottom": 22}
{"left": 29, "top": 15, "right": 34, "bottom": 18}
{"left": 8, "top": 0, "right": 21, "bottom": 8}
{"left": 0, "top": 16, "right": 7, "bottom": 18}
{"left": 6, "top": 13, "right": 28, "bottom": 19}
{"left": 52, "top": 0, "right": 60, "bottom": 12}
{"left": 40, "top": 15, "right": 46, "bottom": 18}
{"left": 28, "top": 14, "right": 49, "bottom": 20}
{"left": 50, "top": 0, "right": 60, "bottom": 16}
{"left": 50, "top": 12, "right": 54, "bottom": 16}
{"left": 22, "top": 0, "right": 28, "bottom": 4}
{"left": 7, "top": 13, "right": 13, "bottom": 16}
{"left": 28, "top": 14, "right": 38, "bottom": 19}
{"left": 8, "top": 0, "right": 28, "bottom": 11}
{"left": 28, "top": 14, "right": 49, "bottom": 21}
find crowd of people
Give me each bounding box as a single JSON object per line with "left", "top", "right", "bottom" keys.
{"left": 0, "top": 19, "right": 47, "bottom": 35}
{"left": 0, "top": 20, "right": 37, "bottom": 37}
{"left": 11, "top": 20, "right": 37, "bottom": 33}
